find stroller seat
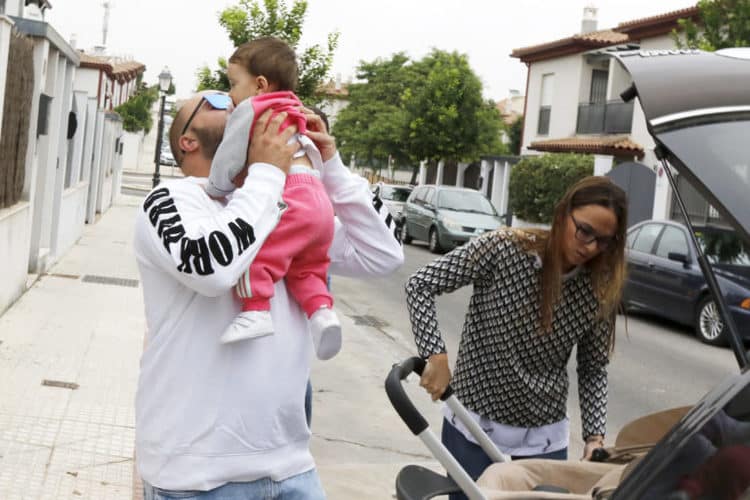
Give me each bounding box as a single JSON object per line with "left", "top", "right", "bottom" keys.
{"left": 476, "top": 459, "right": 624, "bottom": 500}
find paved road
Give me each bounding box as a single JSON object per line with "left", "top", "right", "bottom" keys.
{"left": 331, "top": 240, "right": 738, "bottom": 457}
{"left": 122, "top": 170, "right": 182, "bottom": 196}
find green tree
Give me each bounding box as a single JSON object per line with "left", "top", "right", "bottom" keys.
{"left": 332, "top": 53, "right": 417, "bottom": 168}
{"left": 196, "top": 0, "right": 339, "bottom": 103}
{"left": 509, "top": 153, "right": 593, "bottom": 223}
{"left": 114, "top": 85, "right": 159, "bottom": 134}
{"left": 508, "top": 116, "right": 524, "bottom": 155}
{"left": 673, "top": 0, "right": 750, "bottom": 50}
{"left": 333, "top": 50, "right": 505, "bottom": 181}
{"left": 402, "top": 50, "right": 506, "bottom": 166}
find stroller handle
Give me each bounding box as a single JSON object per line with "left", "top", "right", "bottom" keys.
{"left": 385, "top": 356, "right": 454, "bottom": 435}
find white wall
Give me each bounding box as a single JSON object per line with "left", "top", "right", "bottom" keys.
{"left": 0, "top": 203, "right": 32, "bottom": 314}
{"left": 121, "top": 131, "right": 143, "bottom": 170}
{"left": 521, "top": 54, "right": 584, "bottom": 154}
{"left": 54, "top": 183, "right": 88, "bottom": 258}
{"left": 73, "top": 67, "right": 100, "bottom": 96}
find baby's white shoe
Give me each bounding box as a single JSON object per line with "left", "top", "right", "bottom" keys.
{"left": 220, "top": 310, "right": 275, "bottom": 344}
{"left": 310, "top": 307, "right": 342, "bottom": 360}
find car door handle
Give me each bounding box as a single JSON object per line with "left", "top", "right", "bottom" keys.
{"left": 648, "top": 262, "right": 656, "bottom": 270}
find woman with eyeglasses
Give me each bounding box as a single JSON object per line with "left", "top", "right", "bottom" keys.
{"left": 405, "top": 176, "right": 627, "bottom": 498}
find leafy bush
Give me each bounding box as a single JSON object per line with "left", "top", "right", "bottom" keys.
{"left": 114, "top": 85, "right": 159, "bottom": 134}
{"left": 509, "top": 153, "right": 593, "bottom": 223}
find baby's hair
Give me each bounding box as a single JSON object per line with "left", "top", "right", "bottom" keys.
{"left": 229, "top": 37, "right": 298, "bottom": 91}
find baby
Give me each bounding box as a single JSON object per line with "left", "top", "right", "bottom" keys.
{"left": 206, "top": 37, "right": 341, "bottom": 360}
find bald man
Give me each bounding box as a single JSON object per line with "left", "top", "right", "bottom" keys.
{"left": 133, "top": 92, "right": 403, "bottom": 499}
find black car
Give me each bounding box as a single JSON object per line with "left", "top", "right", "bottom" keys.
{"left": 624, "top": 220, "right": 750, "bottom": 345}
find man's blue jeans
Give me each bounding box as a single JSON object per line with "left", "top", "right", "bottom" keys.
{"left": 143, "top": 469, "right": 326, "bottom": 500}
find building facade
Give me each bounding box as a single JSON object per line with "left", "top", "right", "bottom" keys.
{"left": 512, "top": 5, "right": 702, "bottom": 224}
{"left": 0, "top": 2, "right": 144, "bottom": 314}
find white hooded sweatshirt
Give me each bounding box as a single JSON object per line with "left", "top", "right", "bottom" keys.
{"left": 134, "top": 154, "right": 403, "bottom": 490}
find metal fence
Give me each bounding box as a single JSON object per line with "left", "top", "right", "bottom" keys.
{"left": 576, "top": 101, "right": 634, "bottom": 135}
{"left": 0, "top": 30, "right": 34, "bottom": 208}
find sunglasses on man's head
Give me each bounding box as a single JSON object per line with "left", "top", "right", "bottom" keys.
{"left": 180, "top": 93, "right": 232, "bottom": 136}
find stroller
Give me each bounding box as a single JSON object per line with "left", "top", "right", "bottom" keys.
{"left": 386, "top": 357, "right": 750, "bottom": 499}
{"left": 386, "top": 48, "right": 750, "bottom": 500}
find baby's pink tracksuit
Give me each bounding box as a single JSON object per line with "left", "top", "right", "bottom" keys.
{"left": 233, "top": 92, "right": 334, "bottom": 317}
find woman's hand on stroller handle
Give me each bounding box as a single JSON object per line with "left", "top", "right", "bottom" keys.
{"left": 421, "top": 353, "right": 452, "bottom": 401}
{"left": 582, "top": 434, "right": 606, "bottom": 461}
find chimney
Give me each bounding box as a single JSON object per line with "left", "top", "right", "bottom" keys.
{"left": 70, "top": 34, "right": 78, "bottom": 50}
{"left": 581, "top": 4, "right": 598, "bottom": 34}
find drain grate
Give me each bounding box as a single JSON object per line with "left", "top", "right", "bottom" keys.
{"left": 42, "top": 379, "right": 79, "bottom": 390}
{"left": 81, "top": 275, "right": 139, "bottom": 288}
{"left": 349, "top": 315, "right": 388, "bottom": 328}
{"left": 46, "top": 273, "right": 81, "bottom": 280}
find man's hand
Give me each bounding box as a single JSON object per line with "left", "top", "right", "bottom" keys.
{"left": 302, "top": 107, "right": 337, "bottom": 162}
{"left": 420, "top": 353, "right": 452, "bottom": 401}
{"left": 247, "top": 109, "right": 300, "bottom": 175}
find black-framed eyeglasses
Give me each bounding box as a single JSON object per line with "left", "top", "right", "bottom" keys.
{"left": 570, "top": 212, "right": 616, "bottom": 251}
{"left": 180, "top": 93, "right": 232, "bottom": 136}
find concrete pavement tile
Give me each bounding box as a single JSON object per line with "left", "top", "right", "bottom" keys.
{"left": 0, "top": 412, "right": 64, "bottom": 449}
{"left": 40, "top": 419, "right": 135, "bottom": 499}
{"left": 0, "top": 441, "right": 48, "bottom": 500}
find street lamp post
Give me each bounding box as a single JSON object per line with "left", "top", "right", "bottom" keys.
{"left": 152, "top": 66, "right": 173, "bottom": 188}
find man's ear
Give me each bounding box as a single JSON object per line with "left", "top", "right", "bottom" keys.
{"left": 178, "top": 134, "right": 198, "bottom": 155}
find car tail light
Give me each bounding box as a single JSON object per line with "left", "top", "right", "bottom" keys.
{"left": 741, "top": 298, "right": 750, "bottom": 310}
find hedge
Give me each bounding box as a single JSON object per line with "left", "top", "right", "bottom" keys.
{"left": 509, "top": 153, "right": 594, "bottom": 223}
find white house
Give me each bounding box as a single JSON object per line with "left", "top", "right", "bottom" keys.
{"left": 0, "top": 1, "right": 145, "bottom": 315}
{"left": 316, "top": 75, "right": 349, "bottom": 128}
{"left": 511, "top": 5, "right": 702, "bottom": 225}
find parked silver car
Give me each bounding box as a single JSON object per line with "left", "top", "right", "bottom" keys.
{"left": 400, "top": 185, "right": 504, "bottom": 253}
{"left": 372, "top": 183, "right": 413, "bottom": 222}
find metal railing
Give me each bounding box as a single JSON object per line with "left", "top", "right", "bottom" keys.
{"left": 576, "top": 100, "right": 634, "bottom": 134}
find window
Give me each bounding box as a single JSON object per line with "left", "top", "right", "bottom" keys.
{"left": 424, "top": 188, "right": 435, "bottom": 206}
{"left": 655, "top": 226, "right": 688, "bottom": 259}
{"left": 438, "top": 190, "right": 497, "bottom": 215}
{"left": 632, "top": 224, "right": 663, "bottom": 254}
{"left": 411, "top": 188, "right": 425, "bottom": 204}
{"left": 626, "top": 227, "right": 641, "bottom": 249}
{"left": 538, "top": 73, "right": 554, "bottom": 135}
{"left": 589, "top": 69, "right": 609, "bottom": 104}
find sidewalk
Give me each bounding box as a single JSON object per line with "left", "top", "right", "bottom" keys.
{"left": 0, "top": 193, "right": 443, "bottom": 499}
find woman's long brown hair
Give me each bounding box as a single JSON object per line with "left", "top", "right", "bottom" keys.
{"left": 518, "top": 176, "right": 627, "bottom": 350}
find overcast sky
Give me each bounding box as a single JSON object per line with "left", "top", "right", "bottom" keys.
{"left": 46, "top": 0, "right": 694, "bottom": 101}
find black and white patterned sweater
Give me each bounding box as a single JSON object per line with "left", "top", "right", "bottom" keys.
{"left": 405, "top": 229, "right": 611, "bottom": 440}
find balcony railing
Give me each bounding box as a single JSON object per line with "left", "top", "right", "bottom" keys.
{"left": 576, "top": 100, "right": 634, "bottom": 135}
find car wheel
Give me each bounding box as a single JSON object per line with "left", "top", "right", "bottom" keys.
{"left": 428, "top": 227, "right": 443, "bottom": 253}
{"left": 695, "top": 296, "right": 727, "bottom": 346}
{"left": 400, "top": 220, "right": 412, "bottom": 244}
